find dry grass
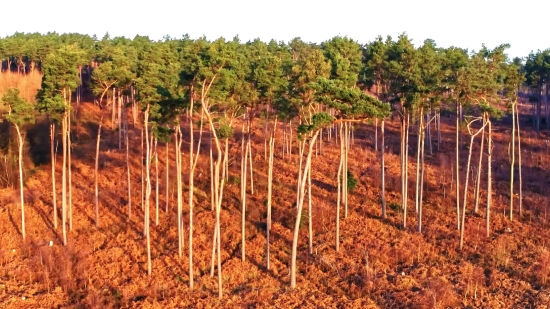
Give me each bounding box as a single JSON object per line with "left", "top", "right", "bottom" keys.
{"left": 0, "top": 71, "right": 42, "bottom": 103}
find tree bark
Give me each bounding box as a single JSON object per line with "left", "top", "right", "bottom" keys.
{"left": 50, "top": 122, "right": 57, "bottom": 228}
{"left": 336, "top": 123, "right": 344, "bottom": 251}
{"left": 144, "top": 106, "right": 152, "bottom": 276}
{"left": 15, "top": 125, "right": 25, "bottom": 239}
{"left": 474, "top": 120, "right": 485, "bottom": 214}
{"left": 381, "top": 119, "right": 386, "bottom": 219}
{"left": 290, "top": 131, "right": 319, "bottom": 289}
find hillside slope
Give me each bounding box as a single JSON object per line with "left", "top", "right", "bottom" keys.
{"left": 1, "top": 101, "right": 550, "bottom": 308}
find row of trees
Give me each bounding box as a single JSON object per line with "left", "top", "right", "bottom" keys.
{"left": 0, "top": 32, "right": 535, "bottom": 298}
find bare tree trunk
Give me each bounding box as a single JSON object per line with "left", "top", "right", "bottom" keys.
{"left": 50, "top": 122, "right": 57, "bottom": 228}
{"left": 68, "top": 111, "right": 73, "bottom": 231}
{"left": 126, "top": 110, "right": 131, "bottom": 219}
{"left": 381, "top": 119, "right": 386, "bottom": 219}
{"left": 405, "top": 114, "right": 410, "bottom": 219}
{"left": 241, "top": 121, "right": 249, "bottom": 262}
{"left": 374, "top": 118, "right": 378, "bottom": 152}
{"left": 510, "top": 103, "right": 516, "bottom": 218}
{"left": 141, "top": 127, "right": 144, "bottom": 211}
{"left": 437, "top": 110, "right": 441, "bottom": 151}
{"left": 266, "top": 119, "right": 277, "bottom": 269}
{"left": 516, "top": 104, "right": 523, "bottom": 222}
{"left": 336, "top": 123, "right": 343, "bottom": 251}
{"left": 401, "top": 113, "right": 407, "bottom": 227}
{"left": 427, "top": 112, "right": 432, "bottom": 155}
{"left": 290, "top": 131, "right": 319, "bottom": 289}
{"left": 61, "top": 112, "right": 68, "bottom": 246}
{"left": 94, "top": 114, "right": 103, "bottom": 226}
{"left": 176, "top": 125, "right": 183, "bottom": 258}
{"left": 165, "top": 140, "right": 169, "bottom": 213}
{"left": 460, "top": 118, "right": 487, "bottom": 250}
{"left": 308, "top": 146, "right": 313, "bottom": 255}
{"left": 15, "top": 126, "right": 25, "bottom": 239}
{"left": 487, "top": 115, "right": 494, "bottom": 232}
{"left": 417, "top": 112, "right": 425, "bottom": 233}
{"left": 118, "top": 91, "right": 122, "bottom": 150}
{"left": 456, "top": 102, "right": 461, "bottom": 230}
{"left": 144, "top": 107, "right": 152, "bottom": 276}
{"left": 155, "top": 138, "right": 159, "bottom": 226}
{"left": 415, "top": 111, "right": 423, "bottom": 214}
{"left": 474, "top": 121, "right": 485, "bottom": 214}
{"left": 344, "top": 122, "right": 349, "bottom": 218}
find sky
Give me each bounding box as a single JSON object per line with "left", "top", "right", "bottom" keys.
{"left": 2, "top": 0, "right": 549, "bottom": 59}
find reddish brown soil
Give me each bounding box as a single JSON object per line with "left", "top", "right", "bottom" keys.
{"left": 1, "top": 101, "right": 550, "bottom": 308}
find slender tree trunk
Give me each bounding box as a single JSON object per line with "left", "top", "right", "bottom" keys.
{"left": 344, "top": 122, "right": 349, "bottom": 218}
{"left": 487, "top": 114, "right": 494, "bottom": 234}
{"left": 415, "top": 111, "right": 423, "bottom": 213}
{"left": 290, "top": 131, "right": 319, "bottom": 289}
{"left": 155, "top": 138, "right": 159, "bottom": 226}
{"left": 118, "top": 91, "right": 122, "bottom": 150}
{"left": 460, "top": 119, "right": 487, "bottom": 250}
{"left": 68, "top": 111, "right": 72, "bottom": 231}
{"left": 516, "top": 104, "right": 523, "bottom": 223}
{"left": 15, "top": 126, "right": 25, "bottom": 239}
{"left": 61, "top": 112, "right": 68, "bottom": 246}
{"left": 374, "top": 118, "right": 378, "bottom": 152}
{"left": 266, "top": 119, "right": 277, "bottom": 269}
{"left": 307, "top": 147, "right": 313, "bottom": 255}
{"left": 456, "top": 102, "right": 461, "bottom": 230}
{"left": 427, "top": 112, "right": 432, "bottom": 155}
{"left": 405, "top": 114, "right": 410, "bottom": 220}
{"left": 474, "top": 121, "right": 485, "bottom": 214}
{"left": 510, "top": 103, "right": 516, "bottom": 218}
{"left": 417, "top": 114, "right": 425, "bottom": 233}
{"left": 94, "top": 114, "right": 103, "bottom": 227}
{"left": 144, "top": 106, "right": 152, "bottom": 276}
{"left": 401, "top": 113, "right": 407, "bottom": 227}
{"left": 241, "top": 122, "right": 249, "bottom": 261}
{"left": 50, "top": 122, "right": 57, "bottom": 228}
{"left": 126, "top": 109, "right": 131, "bottom": 219}
{"left": 141, "top": 127, "right": 144, "bottom": 211}
{"left": 176, "top": 125, "right": 183, "bottom": 257}
{"left": 336, "top": 123, "right": 344, "bottom": 251}
{"left": 381, "top": 119, "right": 386, "bottom": 219}
{"left": 437, "top": 110, "right": 441, "bottom": 151}
{"left": 165, "top": 140, "right": 169, "bottom": 213}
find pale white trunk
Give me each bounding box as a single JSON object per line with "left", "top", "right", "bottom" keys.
{"left": 290, "top": 131, "right": 319, "bottom": 289}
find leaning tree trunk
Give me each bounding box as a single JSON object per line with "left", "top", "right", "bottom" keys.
{"left": 460, "top": 119, "right": 487, "bottom": 250}
{"left": 94, "top": 113, "right": 104, "bottom": 226}
{"left": 474, "top": 121, "right": 485, "bottom": 214}
{"left": 290, "top": 131, "right": 319, "bottom": 289}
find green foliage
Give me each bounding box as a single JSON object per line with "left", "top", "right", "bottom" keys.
{"left": 229, "top": 175, "right": 240, "bottom": 186}
{"left": 216, "top": 122, "right": 234, "bottom": 139}
{"left": 297, "top": 112, "right": 334, "bottom": 137}
{"left": 2, "top": 88, "right": 36, "bottom": 127}
{"left": 347, "top": 169, "right": 358, "bottom": 193}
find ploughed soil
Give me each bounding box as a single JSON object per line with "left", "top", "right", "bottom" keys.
{"left": 1, "top": 101, "right": 550, "bottom": 308}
